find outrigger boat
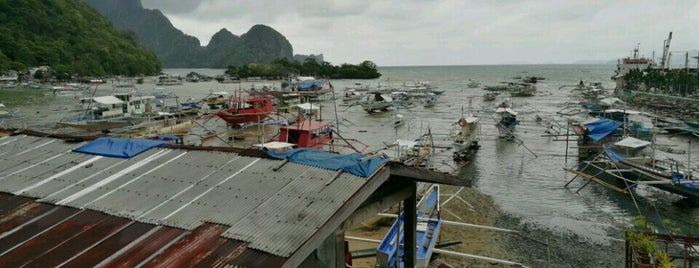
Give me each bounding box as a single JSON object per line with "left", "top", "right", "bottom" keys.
{"left": 451, "top": 115, "right": 481, "bottom": 161}
{"left": 376, "top": 184, "right": 441, "bottom": 268}
{"left": 57, "top": 92, "right": 156, "bottom": 132}
{"left": 495, "top": 98, "right": 518, "bottom": 139}
{"left": 214, "top": 94, "right": 274, "bottom": 126}
{"left": 263, "top": 103, "right": 368, "bottom": 153}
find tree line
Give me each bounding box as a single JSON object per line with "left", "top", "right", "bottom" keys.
{"left": 0, "top": 0, "right": 161, "bottom": 78}
{"left": 224, "top": 58, "right": 382, "bottom": 80}
{"left": 623, "top": 67, "right": 698, "bottom": 96}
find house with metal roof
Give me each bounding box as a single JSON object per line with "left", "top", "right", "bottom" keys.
{"left": 0, "top": 130, "right": 467, "bottom": 267}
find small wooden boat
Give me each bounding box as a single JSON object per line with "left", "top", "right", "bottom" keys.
{"left": 482, "top": 92, "right": 498, "bottom": 101}
{"left": 376, "top": 184, "right": 441, "bottom": 268}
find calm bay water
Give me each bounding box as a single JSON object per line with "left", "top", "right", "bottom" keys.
{"left": 4, "top": 64, "right": 698, "bottom": 245}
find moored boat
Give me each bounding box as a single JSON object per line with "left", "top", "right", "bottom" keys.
{"left": 214, "top": 94, "right": 275, "bottom": 125}
{"left": 57, "top": 93, "right": 156, "bottom": 132}
{"left": 495, "top": 99, "right": 518, "bottom": 139}
{"left": 376, "top": 184, "right": 441, "bottom": 268}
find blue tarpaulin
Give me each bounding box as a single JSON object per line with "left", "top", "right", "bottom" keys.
{"left": 157, "top": 133, "right": 180, "bottom": 140}
{"left": 73, "top": 137, "right": 169, "bottom": 158}
{"left": 585, "top": 119, "right": 622, "bottom": 141}
{"left": 264, "top": 148, "right": 387, "bottom": 177}
{"left": 603, "top": 147, "right": 624, "bottom": 162}
{"left": 296, "top": 82, "right": 324, "bottom": 90}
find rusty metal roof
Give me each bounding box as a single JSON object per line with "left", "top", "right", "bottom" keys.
{"left": 0, "top": 134, "right": 390, "bottom": 266}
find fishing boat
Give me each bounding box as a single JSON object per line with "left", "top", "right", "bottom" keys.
{"left": 202, "top": 91, "right": 229, "bottom": 108}
{"left": 466, "top": 79, "right": 480, "bottom": 88}
{"left": 423, "top": 95, "right": 437, "bottom": 108}
{"left": 451, "top": 115, "right": 481, "bottom": 161}
{"left": 214, "top": 94, "right": 275, "bottom": 126}
{"left": 360, "top": 92, "right": 393, "bottom": 113}
{"left": 482, "top": 92, "right": 499, "bottom": 101}
{"left": 57, "top": 93, "right": 156, "bottom": 132}
{"left": 293, "top": 80, "right": 333, "bottom": 99}
{"left": 155, "top": 75, "right": 183, "bottom": 86}
{"left": 376, "top": 184, "right": 441, "bottom": 268}
{"left": 393, "top": 113, "right": 405, "bottom": 128}
{"left": 495, "top": 99, "right": 518, "bottom": 139}
{"left": 267, "top": 103, "right": 368, "bottom": 153}
{"left": 509, "top": 83, "right": 536, "bottom": 97}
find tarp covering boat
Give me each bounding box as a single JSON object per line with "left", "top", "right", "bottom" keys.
{"left": 73, "top": 137, "right": 169, "bottom": 158}
{"left": 584, "top": 119, "right": 622, "bottom": 141}
{"left": 263, "top": 148, "right": 387, "bottom": 177}
{"left": 296, "top": 82, "right": 324, "bottom": 89}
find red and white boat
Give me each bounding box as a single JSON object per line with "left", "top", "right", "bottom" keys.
{"left": 214, "top": 94, "right": 274, "bottom": 125}
{"left": 259, "top": 103, "right": 368, "bottom": 153}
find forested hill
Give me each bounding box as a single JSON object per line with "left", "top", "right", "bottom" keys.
{"left": 0, "top": 0, "right": 161, "bottom": 76}
{"left": 85, "top": 0, "right": 294, "bottom": 68}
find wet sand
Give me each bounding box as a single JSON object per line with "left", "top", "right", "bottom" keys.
{"left": 347, "top": 185, "right": 624, "bottom": 267}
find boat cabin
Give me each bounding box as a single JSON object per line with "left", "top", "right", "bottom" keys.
{"left": 278, "top": 119, "right": 332, "bottom": 149}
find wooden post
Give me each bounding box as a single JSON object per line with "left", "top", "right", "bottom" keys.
{"left": 403, "top": 182, "right": 417, "bottom": 267}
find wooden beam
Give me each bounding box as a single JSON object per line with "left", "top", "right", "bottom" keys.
{"left": 387, "top": 162, "right": 469, "bottom": 187}
{"left": 342, "top": 181, "right": 413, "bottom": 229}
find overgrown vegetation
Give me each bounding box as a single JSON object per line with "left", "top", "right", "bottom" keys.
{"left": 224, "top": 58, "right": 382, "bottom": 79}
{"left": 0, "top": 0, "right": 161, "bottom": 77}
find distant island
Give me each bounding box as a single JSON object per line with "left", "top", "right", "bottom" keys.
{"left": 85, "top": 0, "right": 322, "bottom": 69}
{"left": 224, "top": 58, "right": 381, "bottom": 80}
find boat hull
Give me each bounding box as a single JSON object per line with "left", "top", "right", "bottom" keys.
{"left": 57, "top": 120, "right": 131, "bottom": 132}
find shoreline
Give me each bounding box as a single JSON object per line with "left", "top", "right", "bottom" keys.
{"left": 348, "top": 185, "right": 625, "bottom": 267}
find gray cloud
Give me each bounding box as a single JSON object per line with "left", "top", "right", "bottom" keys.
{"left": 140, "top": 0, "right": 699, "bottom": 66}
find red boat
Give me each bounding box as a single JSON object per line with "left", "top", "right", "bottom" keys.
{"left": 214, "top": 95, "right": 274, "bottom": 125}
{"left": 257, "top": 103, "right": 366, "bottom": 152}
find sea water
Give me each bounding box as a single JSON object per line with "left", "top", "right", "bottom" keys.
{"left": 3, "top": 64, "right": 698, "bottom": 244}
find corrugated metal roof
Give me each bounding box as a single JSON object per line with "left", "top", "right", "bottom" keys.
{"left": 0, "top": 134, "right": 386, "bottom": 265}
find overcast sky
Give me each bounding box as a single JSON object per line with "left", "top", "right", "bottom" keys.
{"left": 140, "top": 0, "right": 699, "bottom": 67}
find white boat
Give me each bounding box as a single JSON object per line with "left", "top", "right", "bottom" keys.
{"left": 57, "top": 93, "right": 156, "bottom": 132}
{"left": 360, "top": 93, "right": 393, "bottom": 113}
{"left": 393, "top": 113, "right": 405, "bottom": 128}
{"left": 451, "top": 114, "right": 481, "bottom": 161}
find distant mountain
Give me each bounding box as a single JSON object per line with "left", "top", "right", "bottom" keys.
{"left": 0, "top": 0, "right": 160, "bottom": 76}
{"left": 84, "top": 0, "right": 294, "bottom": 68}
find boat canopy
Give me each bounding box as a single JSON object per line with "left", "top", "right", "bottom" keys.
{"left": 496, "top": 107, "right": 517, "bottom": 115}
{"left": 584, "top": 119, "right": 622, "bottom": 141}
{"left": 296, "top": 103, "right": 320, "bottom": 110}
{"left": 264, "top": 148, "right": 387, "bottom": 177}
{"left": 614, "top": 136, "right": 651, "bottom": 149}
{"left": 72, "top": 137, "right": 170, "bottom": 158}
{"left": 92, "top": 96, "right": 125, "bottom": 105}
